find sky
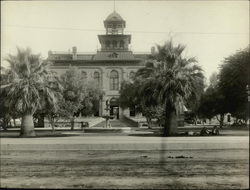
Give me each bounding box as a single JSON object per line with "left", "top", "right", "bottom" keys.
{"left": 1, "top": 1, "right": 249, "bottom": 80}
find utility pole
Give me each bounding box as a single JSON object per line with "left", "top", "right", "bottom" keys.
{"left": 246, "top": 85, "right": 250, "bottom": 127}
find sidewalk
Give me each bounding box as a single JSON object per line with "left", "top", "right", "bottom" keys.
{"left": 1, "top": 136, "right": 248, "bottom": 150}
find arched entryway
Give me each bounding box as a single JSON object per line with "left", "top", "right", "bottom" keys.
{"left": 109, "top": 97, "right": 119, "bottom": 119}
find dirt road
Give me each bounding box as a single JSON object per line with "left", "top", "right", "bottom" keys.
{"left": 0, "top": 136, "right": 249, "bottom": 189}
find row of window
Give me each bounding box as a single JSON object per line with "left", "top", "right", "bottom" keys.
{"left": 81, "top": 70, "right": 135, "bottom": 90}
{"left": 105, "top": 40, "right": 125, "bottom": 48}
{"left": 82, "top": 71, "right": 100, "bottom": 80}
{"left": 107, "top": 24, "right": 123, "bottom": 28}
{"left": 107, "top": 28, "right": 123, "bottom": 35}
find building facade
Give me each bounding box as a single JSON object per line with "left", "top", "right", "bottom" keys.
{"left": 48, "top": 11, "right": 149, "bottom": 119}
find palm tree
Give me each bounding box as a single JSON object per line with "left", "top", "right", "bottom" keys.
{"left": 2, "top": 47, "right": 60, "bottom": 137}
{"left": 142, "top": 40, "right": 204, "bottom": 136}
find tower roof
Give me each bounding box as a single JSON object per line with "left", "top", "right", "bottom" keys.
{"left": 105, "top": 11, "right": 124, "bottom": 22}
{"left": 104, "top": 11, "right": 126, "bottom": 28}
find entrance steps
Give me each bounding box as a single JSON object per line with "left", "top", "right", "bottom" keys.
{"left": 92, "top": 119, "right": 134, "bottom": 128}
{"left": 110, "top": 120, "right": 131, "bottom": 128}
{"left": 86, "top": 119, "right": 133, "bottom": 133}
{"left": 91, "top": 121, "right": 106, "bottom": 128}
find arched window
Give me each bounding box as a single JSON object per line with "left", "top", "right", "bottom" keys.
{"left": 110, "top": 70, "right": 119, "bottom": 90}
{"left": 129, "top": 71, "right": 135, "bottom": 81}
{"left": 112, "top": 40, "right": 117, "bottom": 48}
{"left": 120, "top": 40, "right": 124, "bottom": 48}
{"left": 82, "top": 71, "right": 87, "bottom": 79}
{"left": 94, "top": 72, "right": 100, "bottom": 86}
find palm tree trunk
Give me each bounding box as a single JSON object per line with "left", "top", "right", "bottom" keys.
{"left": 20, "top": 113, "right": 36, "bottom": 137}
{"left": 70, "top": 117, "right": 75, "bottom": 130}
{"left": 2, "top": 117, "right": 9, "bottom": 131}
{"left": 219, "top": 114, "right": 224, "bottom": 128}
{"left": 146, "top": 117, "right": 152, "bottom": 129}
{"left": 13, "top": 118, "right": 16, "bottom": 127}
{"left": 164, "top": 103, "right": 178, "bottom": 136}
{"left": 164, "top": 111, "right": 178, "bottom": 136}
{"left": 51, "top": 120, "right": 55, "bottom": 132}
{"left": 48, "top": 116, "right": 55, "bottom": 132}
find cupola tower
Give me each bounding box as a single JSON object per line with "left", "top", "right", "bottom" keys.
{"left": 98, "top": 11, "right": 131, "bottom": 51}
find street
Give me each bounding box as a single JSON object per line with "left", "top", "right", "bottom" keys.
{"left": 0, "top": 135, "right": 249, "bottom": 189}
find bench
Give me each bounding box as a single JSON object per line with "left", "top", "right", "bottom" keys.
{"left": 200, "top": 126, "right": 220, "bottom": 136}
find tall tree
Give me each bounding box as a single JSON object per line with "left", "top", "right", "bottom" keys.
{"left": 198, "top": 85, "right": 227, "bottom": 127}
{"left": 2, "top": 47, "right": 60, "bottom": 137}
{"left": 59, "top": 67, "right": 87, "bottom": 130}
{"left": 59, "top": 69, "right": 104, "bottom": 129}
{"left": 209, "top": 72, "right": 219, "bottom": 88}
{"left": 37, "top": 71, "right": 63, "bottom": 131}
{"left": 79, "top": 81, "right": 104, "bottom": 117}
{"left": 119, "top": 80, "right": 164, "bottom": 128}
{"left": 218, "top": 47, "right": 249, "bottom": 122}
{"left": 148, "top": 40, "right": 204, "bottom": 136}
{"left": 119, "top": 81, "right": 138, "bottom": 111}
{"left": 0, "top": 87, "right": 11, "bottom": 130}
{"left": 119, "top": 62, "right": 162, "bottom": 128}
{"left": 0, "top": 66, "right": 12, "bottom": 130}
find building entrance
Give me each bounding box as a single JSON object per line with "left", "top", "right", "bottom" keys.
{"left": 109, "top": 98, "right": 119, "bottom": 119}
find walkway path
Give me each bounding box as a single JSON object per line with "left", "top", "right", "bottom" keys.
{"left": 110, "top": 119, "right": 135, "bottom": 128}
{"left": 1, "top": 136, "right": 248, "bottom": 150}
{"left": 91, "top": 119, "right": 135, "bottom": 128}
{"left": 91, "top": 120, "right": 106, "bottom": 128}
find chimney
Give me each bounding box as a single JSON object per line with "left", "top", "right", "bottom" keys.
{"left": 151, "top": 46, "right": 155, "bottom": 55}
{"left": 48, "top": 50, "right": 52, "bottom": 56}
{"left": 72, "top": 46, "right": 77, "bottom": 60}
{"left": 48, "top": 50, "right": 53, "bottom": 59}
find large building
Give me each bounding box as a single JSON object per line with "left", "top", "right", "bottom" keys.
{"left": 48, "top": 11, "right": 149, "bottom": 119}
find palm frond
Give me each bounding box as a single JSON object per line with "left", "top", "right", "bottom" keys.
{"left": 141, "top": 40, "right": 205, "bottom": 112}
{"left": 4, "top": 47, "right": 61, "bottom": 115}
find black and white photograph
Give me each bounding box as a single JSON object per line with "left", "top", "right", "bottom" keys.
{"left": 0, "top": 0, "right": 249, "bottom": 189}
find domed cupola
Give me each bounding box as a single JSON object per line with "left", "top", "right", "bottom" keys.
{"left": 104, "top": 11, "right": 126, "bottom": 35}
{"left": 97, "top": 11, "right": 132, "bottom": 54}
